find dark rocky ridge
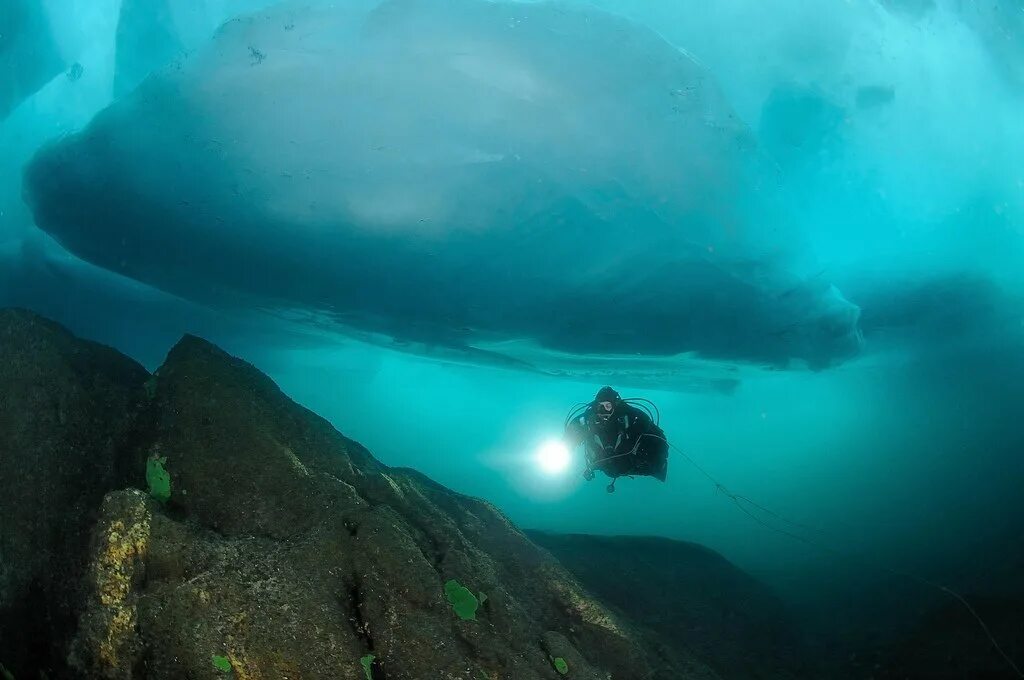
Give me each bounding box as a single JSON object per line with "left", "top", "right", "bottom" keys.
{"left": 870, "top": 595, "right": 1024, "bottom": 680}
{"left": 1, "top": 309, "right": 725, "bottom": 679}
{"left": 527, "top": 532, "right": 809, "bottom": 680}
{"left": 0, "top": 309, "right": 150, "bottom": 678}
{"left": 73, "top": 333, "right": 716, "bottom": 679}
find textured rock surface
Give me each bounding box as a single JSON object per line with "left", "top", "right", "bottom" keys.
{"left": 528, "top": 532, "right": 809, "bottom": 680}
{"left": 0, "top": 309, "right": 150, "bottom": 678}
{"left": 66, "top": 333, "right": 719, "bottom": 679}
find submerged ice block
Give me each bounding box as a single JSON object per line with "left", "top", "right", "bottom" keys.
{"left": 1, "top": 0, "right": 64, "bottom": 120}
{"left": 25, "top": 0, "right": 863, "bottom": 369}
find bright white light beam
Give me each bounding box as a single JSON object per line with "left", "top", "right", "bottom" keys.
{"left": 536, "top": 439, "right": 571, "bottom": 475}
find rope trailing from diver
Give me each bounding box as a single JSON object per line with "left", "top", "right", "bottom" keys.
{"left": 564, "top": 398, "right": 1020, "bottom": 676}
{"left": 635, "top": 433, "right": 1024, "bottom": 678}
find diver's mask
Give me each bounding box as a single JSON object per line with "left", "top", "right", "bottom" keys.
{"left": 595, "top": 400, "right": 615, "bottom": 421}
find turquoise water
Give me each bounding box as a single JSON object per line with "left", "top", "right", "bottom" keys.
{"left": 2, "top": 0, "right": 1023, "bottom": 671}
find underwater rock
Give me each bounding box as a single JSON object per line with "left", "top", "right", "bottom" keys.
{"left": 528, "top": 531, "right": 809, "bottom": 680}
{"left": 24, "top": 0, "right": 863, "bottom": 371}
{"left": 64, "top": 328, "right": 718, "bottom": 679}
{"left": 0, "top": 309, "right": 150, "bottom": 678}
{"left": 868, "top": 595, "right": 1024, "bottom": 679}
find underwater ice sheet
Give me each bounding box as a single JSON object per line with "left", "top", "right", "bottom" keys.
{"left": 24, "top": 0, "right": 863, "bottom": 372}
{"left": 0, "top": 0, "right": 64, "bottom": 120}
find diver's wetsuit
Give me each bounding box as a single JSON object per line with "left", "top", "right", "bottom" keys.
{"left": 565, "top": 403, "right": 668, "bottom": 481}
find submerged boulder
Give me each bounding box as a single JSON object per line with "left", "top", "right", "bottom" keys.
{"left": 66, "top": 331, "right": 718, "bottom": 679}
{"left": 866, "top": 595, "right": 1024, "bottom": 679}
{"left": 8, "top": 308, "right": 823, "bottom": 677}
{"left": 528, "top": 532, "right": 809, "bottom": 680}
{"left": 0, "top": 309, "right": 150, "bottom": 678}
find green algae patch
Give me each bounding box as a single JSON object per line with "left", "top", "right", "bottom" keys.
{"left": 0, "top": 662, "right": 14, "bottom": 680}
{"left": 553, "top": 657, "right": 569, "bottom": 675}
{"left": 444, "top": 579, "right": 479, "bottom": 621}
{"left": 211, "top": 654, "right": 232, "bottom": 673}
{"left": 360, "top": 654, "right": 375, "bottom": 679}
{"left": 146, "top": 454, "right": 171, "bottom": 502}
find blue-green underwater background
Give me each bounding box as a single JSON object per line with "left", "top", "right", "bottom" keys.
{"left": 3, "top": 0, "right": 1023, "bottom": 664}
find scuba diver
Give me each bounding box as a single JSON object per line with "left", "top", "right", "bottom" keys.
{"left": 564, "top": 386, "right": 668, "bottom": 493}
